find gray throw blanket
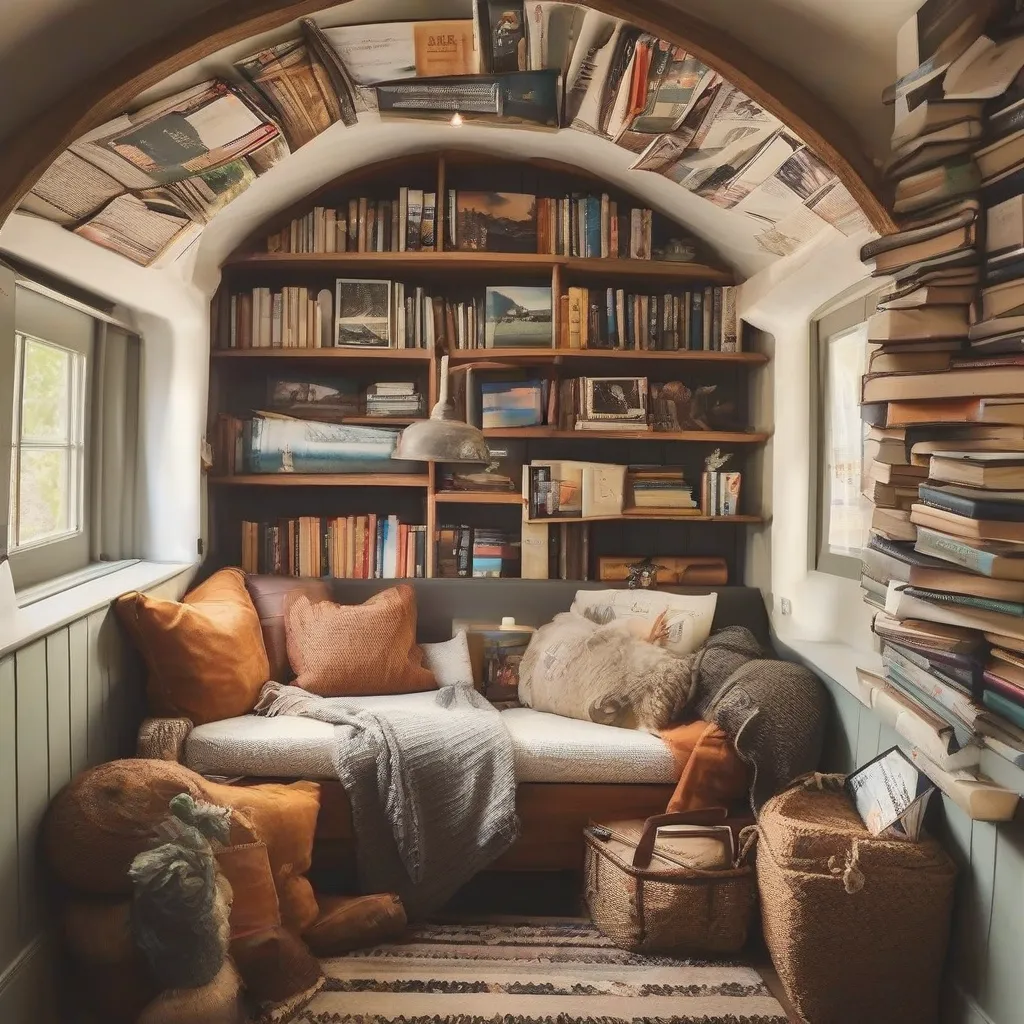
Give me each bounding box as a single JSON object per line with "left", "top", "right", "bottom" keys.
{"left": 255, "top": 682, "right": 519, "bottom": 919}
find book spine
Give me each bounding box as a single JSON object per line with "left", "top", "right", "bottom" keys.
{"left": 689, "top": 290, "right": 702, "bottom": 350}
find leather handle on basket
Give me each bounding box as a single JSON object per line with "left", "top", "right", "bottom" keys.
{"left": 631, "top": 807, "right": 729, "bottom": 869}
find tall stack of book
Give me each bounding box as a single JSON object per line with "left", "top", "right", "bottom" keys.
{"left": 627, "top": 466, "right": 698, "bottom": 512}
{"left": 364, "top": 382, "right": 424, "bottom": 418}
{"left": 860, "top": 3, "right": 1024, "bottom": 774}
{"left": 241, "top": 515, "right": 427, "bottom": 578}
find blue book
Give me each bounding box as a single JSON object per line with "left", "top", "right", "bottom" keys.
{"left": 586, "top": 196, "right": 601, "bottom": 257}
{"left": 983, "top": 689, "right": 1024, "bottom": 730}
{"left": 376, "top": 519, "right": 386, "bottom": 579}
{"left": 606, "top": 287, "right": 616, "bottom": 346}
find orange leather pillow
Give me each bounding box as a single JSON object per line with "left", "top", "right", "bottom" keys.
{"left": 115, "top": 567, "right": 270, "bottom": 726}
{"left": 285, "top": 584, "right": 436, "bottom": 697}
{"left": 205, "top": 779, "right": 321, "bottom": 934}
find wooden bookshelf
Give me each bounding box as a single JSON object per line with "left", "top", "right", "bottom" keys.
{"left": 208, "top": 149, "right": 770, "bottom": 582}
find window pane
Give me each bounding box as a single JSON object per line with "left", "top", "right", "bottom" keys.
{"left": 21, "top": 338, "right": 70, "bottom": 442}
{"left": 18, "top": 448, "right": 71, "bottom": 544}
{"left": 824, "top": 324, "right": 872, "bottom": 557}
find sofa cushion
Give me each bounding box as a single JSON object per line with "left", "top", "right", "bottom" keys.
{"left": 246, "top": 576, "right": 331, "bottom": 683}
{"left": 116, "top": 567, "right": 269, "bottom": 725}
{"left": 285, "top": 585, "right": 436, "bottom": 697}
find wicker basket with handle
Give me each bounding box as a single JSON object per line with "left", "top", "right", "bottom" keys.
{"left": 583, "top": 808, "right": 758, "bottom": 954}
{"left": 756, "top": 773, "right": 956, "bottom": 1024}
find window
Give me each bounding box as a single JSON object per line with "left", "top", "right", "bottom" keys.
{"left": 9, "top": 334, "right": 88, "bottom": 552}
{"left": 814, "top": 295, "right": 877, "bottom": 578}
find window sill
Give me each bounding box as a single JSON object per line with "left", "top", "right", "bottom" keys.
{"left": 16, "top": 559, "right": 141, "bottom": 607}
{"left": 0, "top": 559, "right": 197, "bottom": 660}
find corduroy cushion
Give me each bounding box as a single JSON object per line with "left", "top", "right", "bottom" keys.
{"left": 285, "top": 584, "right": 436, "bottom": 696}
{"left": 116, "top": 567, "right": 270, "bottom": 725}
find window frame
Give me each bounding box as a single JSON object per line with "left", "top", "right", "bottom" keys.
{"left": 811, "top": 292, "right": 881, "bottom": 580}
{"left": 8, "top": 327, "right": 93, "bottom": 589}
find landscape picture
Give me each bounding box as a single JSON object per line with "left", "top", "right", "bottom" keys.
{"left": 335, "top": 278, "right": 392, "bottom": 346}
{"left": 485, "top": 285, "right": 553, "bottom": 347}
{"left": 455, "top": 191, "right": 537, "bottom": 252}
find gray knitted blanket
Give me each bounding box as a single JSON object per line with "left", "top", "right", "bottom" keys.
{"left": 255, "top": 682, "right": 519, "bottom": 919}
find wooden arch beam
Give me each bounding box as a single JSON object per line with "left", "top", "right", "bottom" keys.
{"left": 0, "top": 0, "right": 894, "bottom": 234}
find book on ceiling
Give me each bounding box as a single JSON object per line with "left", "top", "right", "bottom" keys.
{"left": 918, "top": 484, "right": 1024, "bottom": 522}
{"left": 929, "top": 451, "right": 1024, "bottom": 488}
{"left": 70, "top": 80, "right": 282, "bottom": 190}
{"left": 524, "top": 2, "right": 585, "bottom": 74}
{"left": 861, "top": 366, "right": 1024, "bottom": 404}
{"left": 866, "top": 305, "right": 970, "bottom": 342}
{"left": 477, "top": 1, "right": 528, "bottom": 74}
{"left": 19, "top": 150, "right": 125, "bottom": 227}
{"left": 915, "top": 526, "right": 1024, "bottom": 580}
{"left": 73, "top": 193, "right": 201, "bottom": 267}
{"left": 892, "top": 156, "right": 981, "bottom": 215}
{"left": 910, "top": 503, "right": 1024, "bottom": 544}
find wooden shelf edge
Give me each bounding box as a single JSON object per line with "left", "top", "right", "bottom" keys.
{"left": 211, "top": 348, "right": 432, "bottom": 360}
{"left": 482, "top": 428, "right": 769, "bottom": 443}
{"left": 209, "top": 474, "right": 430, "bottom": 487}
{"left": 434, "top": 491, "right": 524, "bottom": 504}
{"left": 523, "top": 512, "right": 764, "bottom": 524}
{"left": 447, "top": 347, "right": 766, "bottom": 363}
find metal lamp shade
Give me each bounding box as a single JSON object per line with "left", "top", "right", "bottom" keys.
{"left": 392, "top": 354, "right": 490, "bottom": 463}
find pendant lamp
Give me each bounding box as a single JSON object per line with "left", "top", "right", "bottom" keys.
{"left": 392, "top": 354, "right": 490, "bottom": 463}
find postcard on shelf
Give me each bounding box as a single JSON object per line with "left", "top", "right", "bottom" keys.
{"left": 450, "top": 190, "right": 538, "bottom": 252}
{"left": 335, "top": 278, "right": 392, "bottom": 347}
{"left": 321, "top": 20, "right": 479, "bottom": 84}
{"left": 481, "top": 380, "right": 546, "bottom": 428}
{"left": 485, "top": 285, "right": 554, "bottom": 347}
{"left": 845, "top": 746, "right": 937, "bottom": 840}
{"left": 583, "top": 377, "right": 648, "bottom": 421}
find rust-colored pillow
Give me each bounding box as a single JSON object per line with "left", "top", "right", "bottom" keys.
{"left": 116, "top": 567, "right": 269, "bottom": 725}
{"left": 204, "top": 779, "right": 322, "bottom": 934}
{"left": 660, "top": 719, "right": 750, "bottom": 814}
{"left": 245, "top": 575, "right": 331, "bottom": 683}
{"left": 285, "top": 584, "right": 436, "bottom": 697}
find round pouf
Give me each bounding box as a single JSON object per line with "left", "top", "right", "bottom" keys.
{"left": 42, "top": 759, "right": 207, "bottom": 894}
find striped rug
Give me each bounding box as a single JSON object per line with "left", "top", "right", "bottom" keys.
{"left": 287, "top": 916, "right": 788, "bottom": 1023}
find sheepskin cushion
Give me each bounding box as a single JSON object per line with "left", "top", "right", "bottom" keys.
{"left": 518, "top": 611, "right": 695, "bottom": 732}
{"left": 570, "top": 589, "right": 718, "bottom": 656}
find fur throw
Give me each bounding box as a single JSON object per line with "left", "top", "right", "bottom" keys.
{"left": 518, "top": 611, "right": 695, "bottom": 732}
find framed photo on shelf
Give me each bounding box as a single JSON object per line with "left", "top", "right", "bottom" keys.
{"left": 584, "top": 377, "right": 648, "bottom": 421}
{"left": 335, "top": 277, "right": 392, "bottom": 347}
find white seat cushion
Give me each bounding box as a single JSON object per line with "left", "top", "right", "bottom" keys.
{"left": 184, "top": 697, "right": 679, "bottom": 785}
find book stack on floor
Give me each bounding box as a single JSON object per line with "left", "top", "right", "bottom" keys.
{"left": 241, "top": 515, "right": 427, "bottom": 577}
{"left": 858, "top": 5, "right": 1024, "bottom": 793}
{"left": 435, "top": 526, "right": 521, "bottom": 578}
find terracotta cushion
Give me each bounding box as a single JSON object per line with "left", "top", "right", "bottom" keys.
{"left": 115, "top": 567, "right": 269, "bottom": 725}
{"left": 245, "top": 575, "right": 331, "bottom": 683}
{"left": 659, "top": 719, "right": 750, "bottom": 813}
{"left": 285, "top": 584, "right": 436, "bottom": 697}
{"left": 303, "top": 893, "right": 406, "bottom": 956}
{"left": 204, "top": 779, "right": 322, "bottom": 934}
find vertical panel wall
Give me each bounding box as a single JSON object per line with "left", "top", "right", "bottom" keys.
{"left": 819, "top": 677, "right": 1024, "bottom": 1024}
{"left": 0, "top": 570, "right": 191, "bottom": 1023}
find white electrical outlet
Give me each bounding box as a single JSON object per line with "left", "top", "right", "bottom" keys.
{"left": 780, "top": 597, "right": 792, "bottom": 616}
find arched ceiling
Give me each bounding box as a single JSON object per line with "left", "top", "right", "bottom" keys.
{"left": 0, "top": 0, "right": 902, "bottom": 287}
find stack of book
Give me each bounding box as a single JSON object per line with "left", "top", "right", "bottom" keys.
{"left": 701, "top": 469, "right": 741, "bottom": 516}
{"left": 561, "top": 285, "right": 738, "bottom": 351}
{"left": 265, "top": 189, "right": 438, "bottom": 253}
{"left": 627, "top": 466, "right": 698, "bottom": 511}
{"left": 241, "top": 515, "right": 427, "bottom": 578}
{"left": 363, "top": 382, "right": 424, "bottom": 418}
{"left": 444, "top": 188, "right": 672, "bottom": 259}
{"left": 860, "top": 4, "right": 1024, "bottom": 772}
{"left": 436, "top": 526, "right": 521, "bottom": 578}
{"left": 219, "top": 286, "right": 334, "bottom": 350}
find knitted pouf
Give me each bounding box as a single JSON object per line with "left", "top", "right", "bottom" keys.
{"left": 42, "top": 759, "right": 207, "bottom": 894}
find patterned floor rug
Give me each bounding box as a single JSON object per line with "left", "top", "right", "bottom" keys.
{"left": 287, "top": 916, "right": 789, "bottom": 1024}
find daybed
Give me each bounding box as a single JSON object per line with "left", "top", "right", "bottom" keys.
{"left": 138, "top": 578, "right": 774, "bottom": 871}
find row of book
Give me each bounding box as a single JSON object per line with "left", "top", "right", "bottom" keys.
{"left": 240, "top": 516, "right": 428, "bottom": 578}
{"left": 859, "top": 3, "right": 1024, "bottom": 786}
{"left": 265, "top": 192, "right": 438, "bottom": 254}
{"left": 435, "top": 526, "right": 521, "bottom": 578}
{"left": 562, "top": 285, "right": 739, "bottom": 352}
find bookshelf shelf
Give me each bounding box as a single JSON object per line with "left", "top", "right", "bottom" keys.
{"left": 524, "top": 513, "right": 765, "bottom": 524}
{"left": 211, "top": 348, "right": 433, "bottom": 361}
{"left": 483, "top": 427, "right": 769, "bottom": 444}
{"left": 209, "top": 474, "right": 430, "bottom": 488}
{"left": 223, "top": 251, "right": 734, "bottom": 284}
{"left": 434, "top": 491, "right": 524, "bottom": 505}
{"left": 447, "top": 348, "right": 767, "bottom": 365}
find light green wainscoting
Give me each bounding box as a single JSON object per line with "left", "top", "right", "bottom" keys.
{"left": 818, "top": 674, "right": 1024, "bottom": 1024}
{"left": 0, "top": 569, "right": 192, "bottom": 1023}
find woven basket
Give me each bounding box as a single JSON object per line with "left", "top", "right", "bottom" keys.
{"left": 584, "top": 809, "right": 757, "bottom": 955}
{"left": 756, "top": 773, "right": 956, "bottom": 1024}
